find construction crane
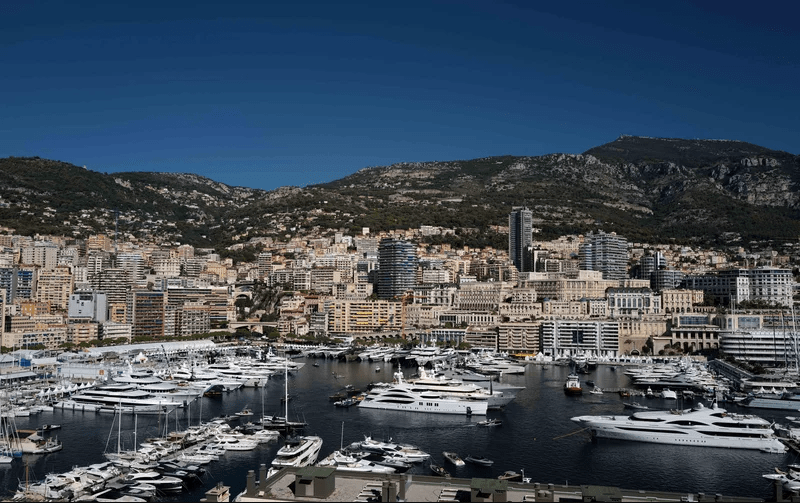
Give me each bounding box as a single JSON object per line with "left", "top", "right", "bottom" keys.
{"left": 399, "top": 291, "right": 426, "bottom": 340}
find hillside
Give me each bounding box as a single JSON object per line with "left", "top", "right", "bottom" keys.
{"left": 1, "top": 136, "right": 798, "bottom": 251}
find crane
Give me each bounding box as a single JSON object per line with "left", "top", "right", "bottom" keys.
{"left": 399, "top": 291, "right": 426, "bottom": 340}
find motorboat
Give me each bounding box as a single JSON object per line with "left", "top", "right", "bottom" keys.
{"left": 564, "top": 374, "right": 582, "bottom": 395}
{"left": 36, "top": 424, "right": 61, "bottom": 432}
{"left": 429, "top": 463, "right": 450, "bottom": 477}
{"left": 349, "top": 436, "right": 430, "bottom": 462}
{"left": 317, "top": 450, "right": 396, "bottom": 474}
{"left": 623, "top": 402, "right": 649, "bottom": 410}
{"left": 442, "top": 451, "right": 465, "bottom": 466}
{"left": 661, "top": 388, "right": 677, "bottom": 400}
{"left": 477, "top": 418, "right": 502, "bottom": 427}
{"left": 590, "top": 387, "right": 603, "bottom": 395}
{"left": 572, "top": 401, "right": 787, "bottom": 451}
{"left": 465, "top": 454, "right": 493, "bottom": 466}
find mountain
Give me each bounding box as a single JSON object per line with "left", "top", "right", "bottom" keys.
{"left": 1, "top": 136, "right": 798, "bottom": 252}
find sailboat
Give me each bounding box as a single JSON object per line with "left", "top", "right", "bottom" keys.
{"left": 0, "top": 415, "right": 13, "bottom": 463}
{"left": 260, "top": 355, "right": 307, "bottom": 431}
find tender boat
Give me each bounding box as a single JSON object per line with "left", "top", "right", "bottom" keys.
{"left": 464, "top": 454, "right": 494, "bottom": 466}
{"left": 429, "top": 463, "right": 450, "bottom": 477}
{"left": 590, "top": 387, "right": 603, "bottom": 395}
{"left": 477, "top": 418, "right": 502, "bottom": 427}
{"left": 442, "top": 451, "right": 465, "bottom": 466}
{"left": 623, "top": 402, "right": 649, "bottom": 410}
{"left": 572, "top": 401, "right": 787, "bottom": 451}
{"left": 660, "top": 388, "right": 677, "bottom": 400}
{"left": 564, "top": 374, "right": 582, "bottom": 395}
{"left": 36, "top": 424, "right": 61, "bottom": 432}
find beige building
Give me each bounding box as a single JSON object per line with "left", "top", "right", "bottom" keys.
{"left": 497, "top": 321, "right": 542, "bottom": 353}
{"left": 35, "top": 265, "right": 73, "bottom": 311}
{"left": 67, "top": 321, "right": 99, "bottom": 344}
{"left": 325, "top": 300, "right": 403, "bottom": 334}
{"left": 617, "top": 317, "right": 669, "bottom": 355}
{"left": 521, "top": 270, "right": 618, "bottom": 302}
{"left": 661, "top": 289, "right": 704, "bottom": 314}
{"left": 454, "top": 282, "right": 514, "bottom": 311}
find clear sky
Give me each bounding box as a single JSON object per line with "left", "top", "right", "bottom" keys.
{"left": 2, "top": 0, "right": 797, "bottom": 191}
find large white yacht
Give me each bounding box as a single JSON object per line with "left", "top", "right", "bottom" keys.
{"left": 358, "top": 374, "right": 489, "bottom": 415}
{"left": 112, "top": 369, "right": 204, "bottom": 403}
{"left": 269, "top": 435, "right": 323, "bottom": 475}
{"left": 55, "top": 383, "right": 183, "bottom": 414}
{"left": 379, "top": 369, "right": 514, "bottom": 409}
{"left": 571, "top": 401, "right": 787, "bottom": 452}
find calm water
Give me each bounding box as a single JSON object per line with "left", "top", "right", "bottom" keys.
{"left": 0, "top": 360, "right": 793, "bottom": 500}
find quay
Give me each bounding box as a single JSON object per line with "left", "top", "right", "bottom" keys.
{"left": 231, "top": 465, "right": 765, "bottom": 502}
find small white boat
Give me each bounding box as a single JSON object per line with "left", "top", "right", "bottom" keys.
{"left": 464, "top": 454, "right": 493, "bottom": 466}
{"left": 590, "top": 387, "right": 603, "bottom": 395}
{"left": 442, "top": 451, "right": 465, "bottom": 466}
{"left": 477, "top": 418, "right": 502, "bottom": 427}
{"left": 661, "top": 388, "right": 677, "bottom": 400}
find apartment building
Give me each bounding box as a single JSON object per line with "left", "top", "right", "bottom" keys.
{"left": 35, "top": 265, "right": 73, "bottom": 311}
{"left": 325, "top": 299, "right": 402, "bottom": 334}
{"left": 540, "top": 319, "right": 620, "bottom": 358}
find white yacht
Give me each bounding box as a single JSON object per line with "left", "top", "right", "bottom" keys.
{"left": 55, "top": 383, "right": 182, "bottom": 414}
{"left": 317, "top": 450, "right": 396, "bottom": 473}
{"left": 380, "top": 369, "right": 514, "bottom": 409}
{"left": 571, "top": 401, "right": 787, "bottom": 452}
{"left": 112, "top": 369, "right": 204, "bottom": 403}
{"left": 270, "top": 435, "right": 323, "bottom": 473}
{"left": 358, "top": 375, "right": 488, "bottom": 415}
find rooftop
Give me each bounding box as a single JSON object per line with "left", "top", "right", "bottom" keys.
{"left": 231, "top": 465, "right": 765, "bottom": 502}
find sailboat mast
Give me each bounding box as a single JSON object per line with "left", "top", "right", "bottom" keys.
{"left": 117, "top": 399, "right": 121, "bottom": 455}
{"left": 284, "top": 355, "right": 289, "bottom": 436}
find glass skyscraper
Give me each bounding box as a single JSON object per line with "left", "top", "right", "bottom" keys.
{"left": 509, "top": 206, "right": 533, "bottom": 272}
{"left": 377, "top": 238, "right": 418, "bottom": 300}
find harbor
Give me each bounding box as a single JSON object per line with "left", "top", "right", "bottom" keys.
{"left": 0, "top": 347, "right": 799, "bottom": 501}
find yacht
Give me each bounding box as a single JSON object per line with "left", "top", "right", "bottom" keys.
{"left": 113, "top": 369, "right": 204, "bottom": 403}
{"left": 316, "top": 450, "right": 396, "bottom": 473}
{"left": 372, "top": 370, "right": 514, "bottom": 409}
{"left": 358, "top": 374, "right": 489, "bottom": 415}
{"left": 55, "top": 383, "right": 183, "bottom": 414}
{"left": 564, "top": 374, "right": 582, "bottom": 395}
{"left": 269, "top": 435, "right": 323, "bottom": 473}
{"left": 740, "top": 392, "right": 800, "bottom": 411}
{"left": 571, "top": 401, "right": 787, "bottom": 452}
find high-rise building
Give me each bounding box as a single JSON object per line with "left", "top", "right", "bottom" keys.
{"left": 21, "top": 242, "right": 58, "bottom": 270}
{"left": 376, "top": 238, "right": 418, "bottom": 300}
{"left": 579, "top": 231, "right": 629, "bottom": 281}
{"left": 0, "top": 266, "right": 36, "bottom": 303}
{"left": 130, "top": 290, "right": 165, "bottom": 339}
{"left": 509, "top": 207, "right": 533, "bottom": 272}
{"left": 117, "top": 253, "right": 145, "bottom": 283}
{"left": 36, "top": 265, "right": 73, "bottom": 311}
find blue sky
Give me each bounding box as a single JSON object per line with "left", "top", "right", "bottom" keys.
{"left": 2, "top": 0, "right": 797, "bottom": 191}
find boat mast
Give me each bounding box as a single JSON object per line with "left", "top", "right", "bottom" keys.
{"left": 284, "top": 354, "right": 289, "bottom": 436}
{"left": 117, "top": 399, "right": 121, "bottom": 455}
